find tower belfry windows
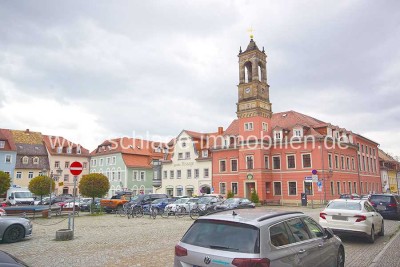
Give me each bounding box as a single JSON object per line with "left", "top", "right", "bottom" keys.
{"left": 237, "top": 38, "right": 272, "bottom": 119}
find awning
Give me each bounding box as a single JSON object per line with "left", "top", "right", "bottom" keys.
{"left": 166, "top": 185, "right": 173, "bottom": 189}
{"left": 185, "top": 185, "right": 194, "bottom": 189}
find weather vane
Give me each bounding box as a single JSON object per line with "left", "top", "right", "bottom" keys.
{"left": 247, "top": 27, "right": 254, "bottom": 39}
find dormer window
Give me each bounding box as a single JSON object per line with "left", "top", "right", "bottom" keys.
{"left": 244, "top": 122, "right": 254, "bottom": 131}
{"left": 57, "top": 147, "right": 62, "bottom": 153}
{"left": 33, "top": 157, "right": 39, "bottom": 164}
{"left": 335, "top": 131, "right": 340, "bottom": 139}
{"left": 274, "top": 131, "right": 282, "bottom": 140}
{"left": 202, "top": 150, "right": 209, "bottom": 158}
{"left": 22, "top": 156, "right": 29, "bottom": 164}
{"left": 0, "top": 141, "right": 5, "bottom": 148}
{"left": 67, "top": 147, "right": 72, "bottom": 154}
{"left": 327, "top": 128, "right": 333, "bottom": 137}
{"left": 155, "top": 147, "right": 161, "bottom": 153}
{"left": 293, "top": 128, "right": 303, "bottom": 138}
{"left": 349, "top": 135, "right": 353, "bottom": 143}
{"left": 77, "top": 147, "right": 81, "bottom": 154}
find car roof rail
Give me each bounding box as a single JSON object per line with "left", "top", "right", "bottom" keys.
{"left": 257, "top": 211, "right": 304, "bottom": 222}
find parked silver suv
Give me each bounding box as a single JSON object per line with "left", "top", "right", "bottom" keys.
{"left": 174, "top": 209, "right": 344, "bottom": 267}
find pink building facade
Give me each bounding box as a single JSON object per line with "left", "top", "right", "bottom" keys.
{"left": 211, "top": 39, "right": 381, "bottom": 204}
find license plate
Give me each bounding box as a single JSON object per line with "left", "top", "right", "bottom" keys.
{"left": 377, "top": 205, "right": 386, "bottom": 211}
{"left": 332, "top": 215, "right": 347, "bottom": 221}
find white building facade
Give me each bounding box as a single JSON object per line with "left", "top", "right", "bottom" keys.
{"left": 160, "top": 131, "right": 212, "bottom": 197}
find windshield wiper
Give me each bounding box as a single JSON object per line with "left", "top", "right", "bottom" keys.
{"left": 209, "top": 245, "right": 239, "bottom": 251}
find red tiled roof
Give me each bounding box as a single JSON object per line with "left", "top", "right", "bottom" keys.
{"left": 91, "top": 137, "right": 166, "bottom": 158}
{"left": 43, "top": 135, "right": 90, "bottom": 156}
{"left": 0, "top": 129, "right": 16, "bottom": 151}
{"left": 122, "top": 154, "right": 153, "bottom": 168}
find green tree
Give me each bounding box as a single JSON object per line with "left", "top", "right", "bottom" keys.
{"left": 28, "top": 175, "right": 55, "bottom": 203}
{"left": 79, "top": 173, "right": 110, "bottom": 213}
{"left": 250, "top": 190, "right": 260, "bottom": 204}
{"left": 0, "top": 171, "right": 11, "bottom": 195}
{"left": 227, "top": 190, "right": 234, "bottom": 199}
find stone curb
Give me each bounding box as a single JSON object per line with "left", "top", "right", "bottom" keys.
{"left": 369, "top": 226, "right": 400, "bottom": 267}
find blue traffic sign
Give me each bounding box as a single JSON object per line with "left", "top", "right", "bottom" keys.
{"left": 317, "top": 181, "right": 322, "bottom": 187}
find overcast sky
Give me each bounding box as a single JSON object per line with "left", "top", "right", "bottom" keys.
{"left": 1, "top": 0, "right": 399, "bottom": 156}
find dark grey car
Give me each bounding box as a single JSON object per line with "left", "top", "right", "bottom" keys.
{"left": 174, "top": 209, "right": 344, "bottom": 267}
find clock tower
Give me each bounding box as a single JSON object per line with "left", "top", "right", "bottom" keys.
{"left": 236, "top": 38, "right": 272, "bottom": 119}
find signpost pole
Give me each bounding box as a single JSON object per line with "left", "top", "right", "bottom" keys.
{"left": 72, "top": 175, "right": 77, "bottom": 234}
{"left": 69, "top": 161, "right": 83, "bottom": 239}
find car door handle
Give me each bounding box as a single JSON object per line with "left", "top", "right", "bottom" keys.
{"left": 298, "top": 249, "right": 306, "bottom": 254}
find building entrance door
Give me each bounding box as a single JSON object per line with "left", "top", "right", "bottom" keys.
{"left": 245, "top": 182, "right": 255, "bottom": 199}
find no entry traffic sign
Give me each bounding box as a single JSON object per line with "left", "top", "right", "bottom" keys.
{"left": 70, "top": 161, "right": 83, "bottom": 176}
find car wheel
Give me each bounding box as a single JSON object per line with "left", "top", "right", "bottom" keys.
{"left": 367, "top": 226, "right": 375, "bottom": 243}
{"left": 3, "top": 224, "right": 25, "bottom": 243}
{"left": 378, "top": 221, "right": 384, "bottom": 236}
{"left": 336, "top": 247, "right": 345, "bottom": 267}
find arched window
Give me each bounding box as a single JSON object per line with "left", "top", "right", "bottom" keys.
{"left": 22, "top": 156, "right": 29, "bottom": 164}
{"left": 33, "top": 157, "right": 39, "bottom": 164}
{"left": 258, "top": 65, "right": 262, "bottom": 81}
{"left": 244, "top": 61, "right": 252, "bottom": 83}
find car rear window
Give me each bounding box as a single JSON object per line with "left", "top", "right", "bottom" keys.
{"left": 181, "top": 219, "right": 259, "bottom": 253}
{"left": 327, "top": 201, "right": 361, "bottom": 210}
{"left": 370, "top": 195, "right": 393, "bottom": 203}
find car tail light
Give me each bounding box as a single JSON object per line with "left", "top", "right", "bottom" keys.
{"left": 354, "top": 215, "right": 367, "bottom": 222}
{"left": 388, "top": 203, "right": 397, "bottom": 208}
{"left": 370, "top": 201, "right": 375, "bottom": 205}
{"left": 175, "top": 245, "right": 187, "bottom": 257}
{"left": 232, "top": 258, "right": 270, "bottom": 267}
{"left": 320, "top": 212, "right": 327, "bottom": 220}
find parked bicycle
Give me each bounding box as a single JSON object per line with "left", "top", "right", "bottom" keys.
{"left": 189, "top": 203, "right": 214, "bottom": 220}
{"left": 161, "top": 206, "right": 173, "bottom": 218}
{"left": 175, "top": 205, "right": 186, "bottom": 218}
{"left": 127, "top": 204, "right": 144, "bottom": 219}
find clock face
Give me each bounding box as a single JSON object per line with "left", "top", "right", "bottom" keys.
{"left": 245, "top": 88, "right": 251, "bottom": 94}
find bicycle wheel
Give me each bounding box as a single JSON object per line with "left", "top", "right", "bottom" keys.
{"left": 127, "top": 208, "right": 132, "bottom": 219}
{"left": 151, "top": 208, "right": 158, "bottom": 219}
{"left": 161, "top": 208, "right": 170, "bottom": 218}
{"left": 176, "top": 206, "right": 186, "bottom": 218}
{"left": 190, "top": 208, "right": 200, "bottom": 220}
{"left": 135, "top": 206, "right": 144, "bottom": 218}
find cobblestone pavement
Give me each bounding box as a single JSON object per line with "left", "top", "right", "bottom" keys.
{"left": 0, "top": 206, "right": 399, "bottom": 267}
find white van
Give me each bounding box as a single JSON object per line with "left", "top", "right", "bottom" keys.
{"left": 6, "top": 187, "right": 35, "bottom": 206}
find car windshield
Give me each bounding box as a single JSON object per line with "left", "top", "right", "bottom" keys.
{"left": 14, "top": 192, "right": 33, "bottom": 198}
{"left": 130, "top": 195, "right": 141, "bottom": 202}
{"left": 197, "top": 197, "right": 214, "bottom": 204}
{"left": 174, "top": 198, "right": 189, "bottom": 204}
{"left": 181, "top": 219, "right": 259, "bottom": 253}
{"left": 370, "top": 196, "right": 393, "bottom": 203}
{"left": 327, "top": 201, "right": 361, "bottom": 210}
{"left": 152, "top": 198, "right": 165, "bottom": 204}
{"left": 223, "top": 198, "right": 240, "bottom": 204}
{"left": 188, "top": 198, "right": 198, "bottom": 203}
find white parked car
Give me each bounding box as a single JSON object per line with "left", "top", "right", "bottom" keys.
{"left": 319, "top": 199, "right": 384, "bottom": 243}
{"left": 165, "top": 198, "right": 198, "bottom": 212}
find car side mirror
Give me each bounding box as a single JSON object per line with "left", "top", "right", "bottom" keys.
{"left": 9, "top": 196, "right": 13, "bottom": 200}
{"left": 323, "top": 228, "right": 334, "bottom": 239}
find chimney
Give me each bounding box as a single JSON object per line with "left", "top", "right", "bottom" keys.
{"left": 25, "top": 129, "right": 30, "bottom": 134}
{"left": 218, "top": 127, "right": 224, "bottom": 135}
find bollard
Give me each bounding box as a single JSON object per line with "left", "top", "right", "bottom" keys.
{"left": 68, "top": 213, "right": 72, "bottom": 230}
